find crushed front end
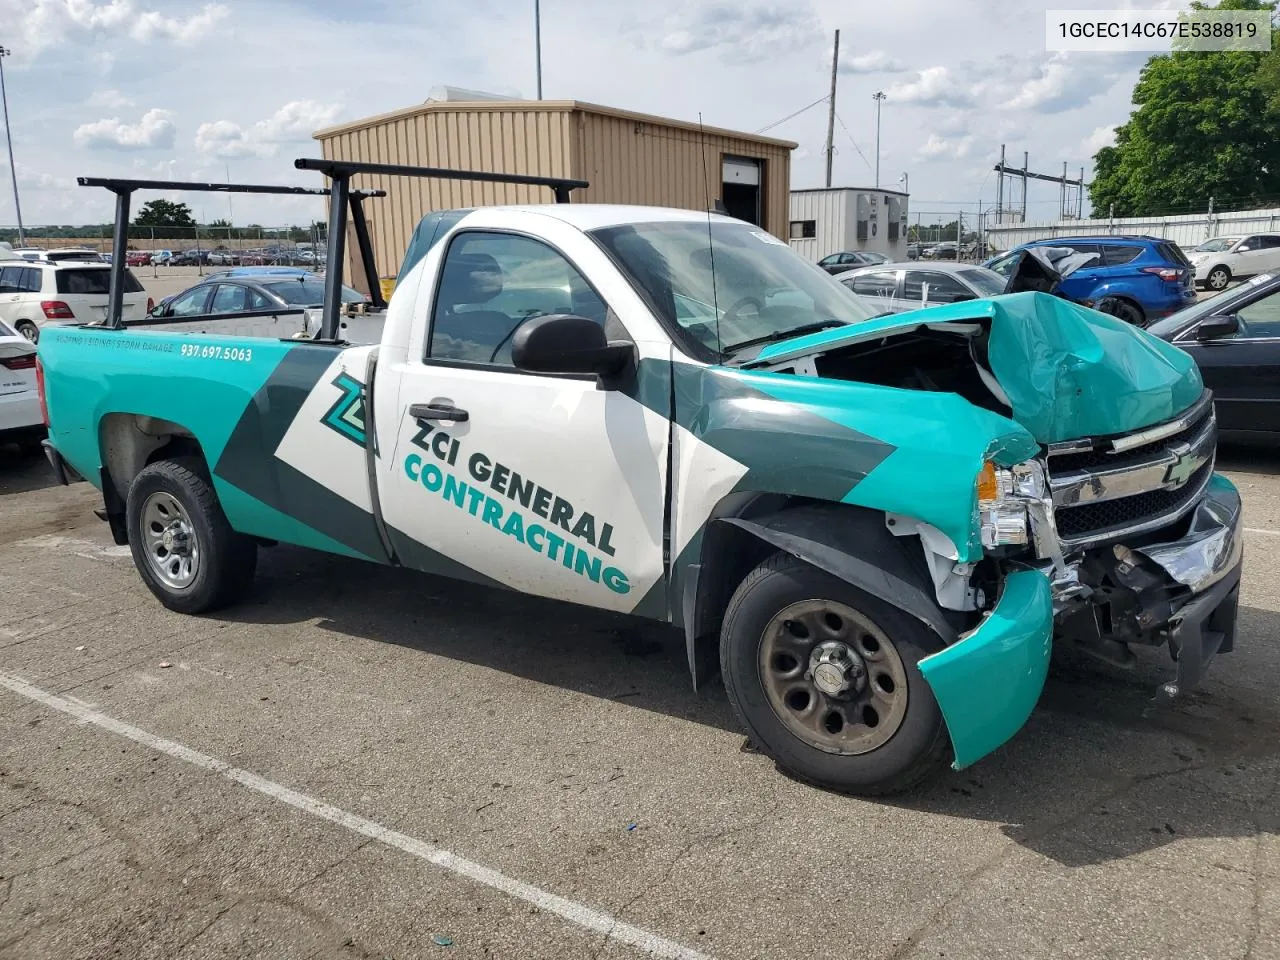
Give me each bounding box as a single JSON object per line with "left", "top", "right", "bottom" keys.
{"left": 978, "top": 389, "right": 1243, "bottom": 700}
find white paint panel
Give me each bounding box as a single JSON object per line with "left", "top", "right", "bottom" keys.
{"left": 273, "top": 347, "right": 377, "bottom": 513}
{"left": 669, "top": 419, "right": 750, "bottom": 559}
{"left": 378, "top": 362, "right": 669, "bottom": 613}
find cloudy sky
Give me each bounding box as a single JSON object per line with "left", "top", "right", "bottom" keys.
{"left": 0, "top": 0, "right": 1182, "bottom": 227}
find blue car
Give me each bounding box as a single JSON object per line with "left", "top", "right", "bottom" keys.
{"left": 984, "top": 235, "right": 1196, "bottom": 327}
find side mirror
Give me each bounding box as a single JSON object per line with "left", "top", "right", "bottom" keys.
{"left": 511, "top": 314, "right": 635, "bottom": 382}
{"left": 148, "top": 303, "right": 168, "bottom": 318}
{"left": 1194, "top": 314, "right": 1239, "bottom": 341}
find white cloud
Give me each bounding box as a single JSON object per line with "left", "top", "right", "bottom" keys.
{"left": 917, "top": 133, "right": 974, "bottom": 160}
{"left": 87, "top": 88, "right": 133, "bottom": 109}
{"left": 73, "top": 108, "right": 176, "bottom": 150}
{"left": 838, "top": 50, "right": 907, "bottom": 75}
{"left": 1082, "top": 124, "right": 1118, "bottom": 156}
{"left": 195, "top": 100, "right": 343, "bottom": 158}
{"left": 655, "top": 3, "right": 823, "bottom": 63}
{"left": 885, "top": 66, "right": 980, "bottom": 109}
{"left": 2, "top": 1, "right": 228, "bottom": 60}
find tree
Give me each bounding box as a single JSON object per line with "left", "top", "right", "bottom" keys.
{"left": 207, "top": 218, "right": 231, "bottom": 229}
{"left": 1089, "top": 0, "right": 1280, "bottom": 217}
{"left": 133, "top": 199, "right": 197, "bottom": 229}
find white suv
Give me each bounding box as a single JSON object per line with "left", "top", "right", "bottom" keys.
{"left": 0, "top": 260, "right": 150, "bottom": 341}
{"left": 1187, "top": 234, "right": 1280, "bottom": 291}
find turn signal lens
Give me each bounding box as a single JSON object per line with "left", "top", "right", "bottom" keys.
{"left": 976, "top": 462, "right": 999, "bottom": 502}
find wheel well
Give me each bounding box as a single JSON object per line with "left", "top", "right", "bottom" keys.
{"left": 684, "top": 498, "right": 961, "bottom": 690}
{"left": 98, "top": 414, "right": 209, "bottom": 543}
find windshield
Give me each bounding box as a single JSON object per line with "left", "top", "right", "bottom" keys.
{"left": 261, "top": 278, "right": 366, "bottom": 305}
{"left": 1193, "top": 237, "right": 1240, "bottom": 253}
{"left": 959, "top": 268, "right": 1006, "bottom": 297}
{"left": 590, "top": 220, "right": 881, "bottom": 356}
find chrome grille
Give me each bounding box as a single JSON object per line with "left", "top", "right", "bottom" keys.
{"left": 1047, "top": 390, "right": 1217, "bottom": 550}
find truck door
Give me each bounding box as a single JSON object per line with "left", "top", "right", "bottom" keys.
{"left": 375, "top": 228, "right": 670, "bottom": 615}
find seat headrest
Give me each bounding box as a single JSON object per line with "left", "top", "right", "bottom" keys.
{"left": 440, "top": 251, "right": 503, "bottom": 307}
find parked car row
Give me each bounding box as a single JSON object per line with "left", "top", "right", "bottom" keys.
{"left": 125, "top": 246, "right": 325, "bottom": 268}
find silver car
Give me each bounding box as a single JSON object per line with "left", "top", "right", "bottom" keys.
{"left": 836, "top": 261, "right": 1008, "bottom": 313}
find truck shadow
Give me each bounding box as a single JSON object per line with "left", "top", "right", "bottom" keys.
{"left": 0, "top": 443, "right": 63, "bottom": 496}
{"left": 217, "top": 545, "right": 1280, "bottom": 869}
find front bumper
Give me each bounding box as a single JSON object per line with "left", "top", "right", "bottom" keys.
{"left": 919, "top": 568, "right": 1054, "bottom": 770}
{"left": 919, "top": 474, "right": 1242, "bottom": 771}
{"left": 1056, "top": 473, "right": 1243, "bottom": 694}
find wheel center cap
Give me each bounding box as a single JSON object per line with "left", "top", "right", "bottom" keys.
{"left": 809, "top": 641, "right": 865, "bottom": 697}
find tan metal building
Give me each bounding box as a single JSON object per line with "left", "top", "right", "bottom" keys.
{"left": 312, "top": 98, "right": 795, "bottom": 285}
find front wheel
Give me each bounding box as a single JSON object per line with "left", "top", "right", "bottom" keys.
{"left": 1206, "top": 265, "right": 1231, "bottom": 291}
{"left": 720, "top": 552, "right": 951, "bottom": 795}
{"left": 125, "top": 458, "right": 257, "bottom": 614}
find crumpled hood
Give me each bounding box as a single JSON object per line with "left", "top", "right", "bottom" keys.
{"left": 748, "top": 291, "right": 1204, "bottom": 444}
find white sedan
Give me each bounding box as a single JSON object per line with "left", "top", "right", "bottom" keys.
{"left": 1186, "top": 234, "right": 1280, "bottom": 291}
{"left": 0, "top": 318, "right": 43, "bottom": 452}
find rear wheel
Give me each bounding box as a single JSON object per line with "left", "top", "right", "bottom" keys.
{"left": 14, "top": 320, "right": 37, "bottom": 343}
{"left": 1206, "top": 265, "right": 1231, "bottom": 291}
{"left": 1095, "top": 296, "right": 1146, "bottom": 327}
{"left": 720, "top": 552, "right": 951, "bottom": 795}
{"left": 125, "top": 458, "right": 257, "bottom": 614}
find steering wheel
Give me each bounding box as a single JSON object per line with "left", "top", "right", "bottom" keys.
{"left": 721, "top": 296, "right": 764, "bottom": 327}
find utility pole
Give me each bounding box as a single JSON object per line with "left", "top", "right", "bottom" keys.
{"left": 872, "top": 91, "right": 886, "bottom": 188}
{"left": 824, "top": 30, "right": 839, "bottom": 188}
{"left": 534, "top": 0, "right": 543, "bottom": 100}
{"left": 0, "top": 47, "right": 25, "bottom": 246}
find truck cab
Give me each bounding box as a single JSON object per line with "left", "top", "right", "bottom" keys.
{"left": 35, "top": 161, "right": 1245, "bottom": 795}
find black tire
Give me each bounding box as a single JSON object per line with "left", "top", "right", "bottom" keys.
{"left": 1094, "top": 296, "right": 1146, "bottom": 327}
{"left": 720, "top": 551, "right": 951, "bottom": 796}
{"left": 1206, "top": 265, "right": 1231, "bottom": 291}
{"left": 125, "top": 457, "right": 257, "bottom": 614}
{"left": 15, "top": 320, "right": 37, "bottom": 343}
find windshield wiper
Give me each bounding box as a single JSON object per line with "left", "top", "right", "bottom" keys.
{"left": 724, "top": 318, "right": 847, "bottom": 353}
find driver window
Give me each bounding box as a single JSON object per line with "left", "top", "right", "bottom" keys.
{"left": 168, "top": 288, "right": 209, "bottom": 317}
{"left": 1237, "top": 236, "right": 1259, "bottom": 252}
{"left": 1234, "top": 289, "right": 1280, "bottom": 338}
{"left": 428, "top": 232, "right": 609, "bottom": 368}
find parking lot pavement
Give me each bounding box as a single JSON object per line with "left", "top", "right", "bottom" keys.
{"left": 1, "top": 441, "right": 1278, "bottom": 960}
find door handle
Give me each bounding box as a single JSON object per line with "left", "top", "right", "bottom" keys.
{"left": 410, "top": 402, "right": 469, "bottom": 422}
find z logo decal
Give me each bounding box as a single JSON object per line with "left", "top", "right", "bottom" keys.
{"left": 321, "top": 372, "right": 367, "bottom": 446}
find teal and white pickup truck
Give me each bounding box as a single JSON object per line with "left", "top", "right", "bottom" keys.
{"left": 37, "top": 160, "right": 1244, "bottom": 794}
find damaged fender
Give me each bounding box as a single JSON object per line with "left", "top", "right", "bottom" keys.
{"left": 919, "top": 568, "right": 1053, "bottom": 769}
{"left": 721, "top": 505, "right": 959, "bottom": 643}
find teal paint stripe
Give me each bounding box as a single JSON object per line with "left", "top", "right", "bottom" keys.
{"left": 214, "top": 478, "right": 373, "bottom": 561}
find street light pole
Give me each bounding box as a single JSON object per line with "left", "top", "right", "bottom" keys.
{"left": 872, "top": 91, "right": 886, "bottom": 188}
{"left": 0, "top": 47, "right": 25, "bottom": 247}
{"left": 534, "top": 0, "right": 543, "bottom": 99}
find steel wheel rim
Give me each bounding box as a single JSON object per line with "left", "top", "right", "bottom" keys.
{"left": 140, "top": 491, "right": 200, "bottom": 590}
{"left": 758, "top": 599, "right": 910, "bottom": 756}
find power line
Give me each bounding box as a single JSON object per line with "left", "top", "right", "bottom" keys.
{"left": 833, "top": 111, "right": 874, "bottom": 176}
{"left": 755, "top": 95, "right": 829, "bottom": 134}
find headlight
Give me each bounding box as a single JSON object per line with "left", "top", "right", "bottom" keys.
{"left": 976, "top": 461, "right": 1048, "bottom": 549}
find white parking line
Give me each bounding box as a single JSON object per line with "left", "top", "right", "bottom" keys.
{"left": 0, "top": 671, "right": 713, "bottom": 960}
{"left": 1246, "top": 527, "right": 1280, "bottom": 538}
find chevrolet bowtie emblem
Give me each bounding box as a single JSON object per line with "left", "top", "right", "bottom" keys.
{"left": 1163, "top": 451, "right": 1202, "bottom": 488}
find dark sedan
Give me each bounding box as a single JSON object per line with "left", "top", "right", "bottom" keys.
{"left": 148, "top": 274, "right": 367, "bottom": 323}
{"left": 1147, "top": 272, "right": 1280, "bottom": 442}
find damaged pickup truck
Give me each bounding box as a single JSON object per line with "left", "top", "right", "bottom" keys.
{"left": 36, "top": 160, "right": 1243, "bottom": 794}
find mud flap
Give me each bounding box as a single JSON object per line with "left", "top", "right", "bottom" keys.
{"left": 918, "top": 568, "right": 1053, "bottom": 769}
